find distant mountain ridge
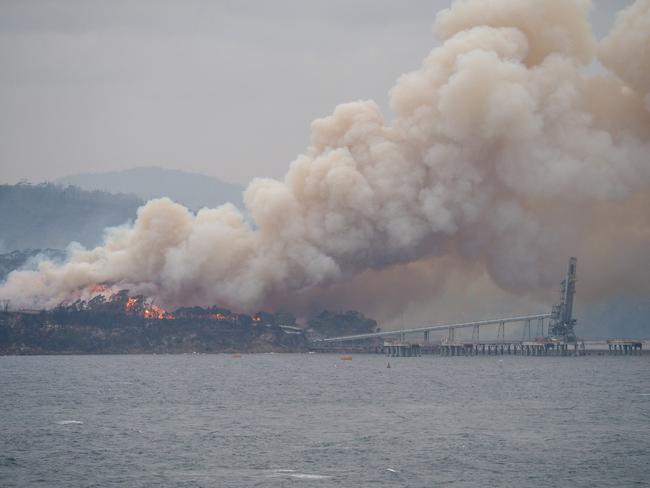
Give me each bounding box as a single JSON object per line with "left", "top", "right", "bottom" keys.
{"left": 56, "top": 167, "right": 245, "bottom": 211}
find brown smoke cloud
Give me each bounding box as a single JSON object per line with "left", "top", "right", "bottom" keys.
{"left": 2, "top": 0, "right": 649, "bottom": 323}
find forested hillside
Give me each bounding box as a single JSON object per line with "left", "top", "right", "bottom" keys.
{"left": 0, "top": 183, "right": 142, "bottom": 250}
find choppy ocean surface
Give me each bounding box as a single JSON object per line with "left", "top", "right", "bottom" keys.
{"left": 1, "top": 354, "right": 648, "bottom": 487}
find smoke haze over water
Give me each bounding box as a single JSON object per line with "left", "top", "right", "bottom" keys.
{"left": 2, "top": 0, "right": 649, "bottom": 324}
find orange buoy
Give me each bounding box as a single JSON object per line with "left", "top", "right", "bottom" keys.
{"left": 231, "top": 353, "right": 242, "bottom": 359}
{"left": 339, "top": 355, "right": 353, "bottom": 361}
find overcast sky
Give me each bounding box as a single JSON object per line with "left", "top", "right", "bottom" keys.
{"left": 0, "top": 0, "right": 633, "bottom": 185}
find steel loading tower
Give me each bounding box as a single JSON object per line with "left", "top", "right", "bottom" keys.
{"left": 549, "top": 257, "right": 577, "bottom": 343}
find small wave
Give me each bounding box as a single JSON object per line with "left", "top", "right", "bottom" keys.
{"left": 56, "top": 420, "right": 83, "bottom": 425}
{"left": 288, "top": 473, "right": 331, "bottom": 480}
{"left": 268, "top": 469, "right": 330, "bottom": 480}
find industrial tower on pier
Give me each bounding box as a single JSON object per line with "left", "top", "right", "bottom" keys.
{"left": 549, "top": 257, "right": 577, "bottom": 343}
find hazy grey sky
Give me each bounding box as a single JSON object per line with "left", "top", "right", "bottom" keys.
{"left": 0, "top": 0, "right": 633, "bottom": 185}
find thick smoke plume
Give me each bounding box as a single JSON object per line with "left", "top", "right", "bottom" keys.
{"left": 2, "top": 0, "right": 650, "bottom": 318}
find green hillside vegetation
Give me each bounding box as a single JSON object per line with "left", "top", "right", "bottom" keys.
{"left": 308, "top": 310, "right": 379, "bottom": 337}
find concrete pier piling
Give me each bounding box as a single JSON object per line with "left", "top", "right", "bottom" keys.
{"left": 384, "top": 342, "right": 421, "bottom": 357}
{"left": 379, "top": 338, "right": 594, "bottom": 357}
{"left": 607, "top": 340, "right": 643, "bottom": 355}
{"left": 433, "top": 340, "right": 567, "bottom": 357}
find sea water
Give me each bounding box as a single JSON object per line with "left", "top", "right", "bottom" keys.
{"left": 1, "top": 354, "right": 648, "bottom": 487}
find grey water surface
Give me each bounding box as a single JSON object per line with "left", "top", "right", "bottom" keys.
{"left": 1, "top": 354, "right": 648, "bottom": 487}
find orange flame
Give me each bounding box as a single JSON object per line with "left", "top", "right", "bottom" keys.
{"left": 143, "top": 304, "right": 173, "bottom": 320}
{"left": 125, "top": 297, "right": 138, "bottom": 312}
{"left": 90, "top": 284, "right": 110, "bottom": 295}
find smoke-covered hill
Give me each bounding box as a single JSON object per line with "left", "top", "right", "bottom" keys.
{"left": 57, "top": 167, "right": 244, "bottom": 211}
{"left": 0, "top": 183, "right": 142, "bottom": 251}
{"left": 0, "top": 249, "right": 67, "bottom": 282}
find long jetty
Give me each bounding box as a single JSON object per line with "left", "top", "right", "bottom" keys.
{"left": 309, "top": 258, "right": 644, "bottom": 357}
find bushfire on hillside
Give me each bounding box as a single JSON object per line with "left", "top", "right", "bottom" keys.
{"left": 81, "top": 284, "right": 262, "bottom": 323}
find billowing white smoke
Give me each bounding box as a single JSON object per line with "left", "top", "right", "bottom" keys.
{"left": 2, "top": 0, "right": 650, "bottom": 317}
